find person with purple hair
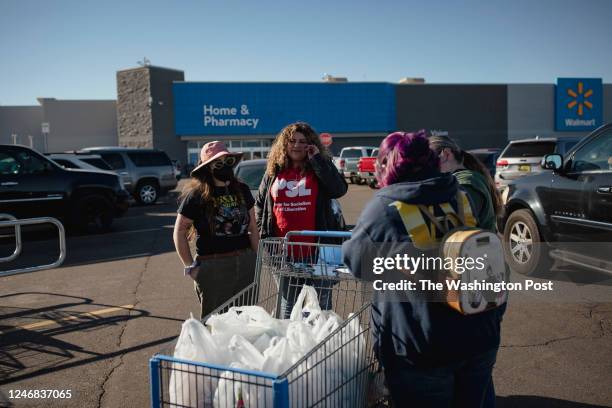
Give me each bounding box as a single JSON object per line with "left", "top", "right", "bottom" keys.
{"left": 343, "top": 131, "right": 502, "bottom": 407}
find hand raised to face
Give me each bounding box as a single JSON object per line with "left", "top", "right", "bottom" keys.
{"left": 306, "top": 144, "right": 320, "bottom": 159}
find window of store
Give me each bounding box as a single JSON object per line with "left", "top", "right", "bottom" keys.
{"left": 186, "top": 139, "right": 272, "bottom": 165}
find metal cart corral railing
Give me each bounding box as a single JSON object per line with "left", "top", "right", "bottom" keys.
{"left": 150, "top": 231, "right": 384, "bottom": 408}
{"left": 0, "top": 213, "right": 66, "bottom": 277}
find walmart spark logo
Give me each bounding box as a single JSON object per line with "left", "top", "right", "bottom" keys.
{"left": 556, "top": 78, "right": 602, "bottom": 131}
{"left": 566, "top": 81, "right": 593, "bottom": 117}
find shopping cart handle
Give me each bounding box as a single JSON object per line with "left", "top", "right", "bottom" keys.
{"left": 284, "top": 230, "right": 352, "bottom": 239}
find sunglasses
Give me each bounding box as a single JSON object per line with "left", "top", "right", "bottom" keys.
{"left": 210, "top": 156, "right": 238, "bottom": 170}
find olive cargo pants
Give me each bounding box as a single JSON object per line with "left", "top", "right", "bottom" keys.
{"left": 193, "top": 248, "right": 256, "bottom": 320}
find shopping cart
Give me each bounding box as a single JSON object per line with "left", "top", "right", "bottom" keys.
{"left": 150, "top": 231, "right": 386, "bottom": 408}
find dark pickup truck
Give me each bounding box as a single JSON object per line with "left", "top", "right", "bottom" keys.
{"left": 0, "top": 144, "right": 129, "bottom": 232}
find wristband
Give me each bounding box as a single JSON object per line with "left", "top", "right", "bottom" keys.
{"left": 183, "top": 259, "right": 201, "bottom": 276}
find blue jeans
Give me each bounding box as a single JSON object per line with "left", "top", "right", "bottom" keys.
{"left": 384, "top": 348, "right": 498, "bottom": 408}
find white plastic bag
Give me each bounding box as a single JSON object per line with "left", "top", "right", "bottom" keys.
{"left": 288, "top": 321, "right": 328, "bottom": 407}
{"left": 290, "top": 285, "right": 322, "bottom": 323}
{"left": 338, "top": 313, "right": 367, "bottom": 407}
{"left": 286, "top": 321, "right": 318, "bottom": 354}
{"left": 312, "top": 311, "right": 343, "bottom": 342}
{"left": 303, "top": 313, "right": 363, "bottom": 407}
{"left": 341, "top": 314, "right": 366, "bottom": 375}
{"left": 261, "top": 337, "right": 301, "bottom": 375}
{"left": 252, "top": 332, "right": 273, "bottom": 353}
{"left": 169, "top": 314, "right": 228, "bottom": 408}
{"left": 213, "top": 363, "right": 273, "bottom": 408}
{"left": 279, "top": 318, "right": 339, "bottom": 407}
{"left": 207, "top": 305, "right": 284, "bottom": 342}
{"left": 227, "top": 334, "right": 265, "bottom": 370}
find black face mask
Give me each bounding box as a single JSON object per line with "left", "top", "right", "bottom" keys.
{"left": 212, "top": 166, "right": 234, "bottom": 182}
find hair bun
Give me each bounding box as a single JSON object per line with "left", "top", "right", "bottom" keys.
{"left": 404, "top": 131, "right": 433, "bottom": 162}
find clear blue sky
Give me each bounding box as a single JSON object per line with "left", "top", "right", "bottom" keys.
{"left": 1, "top": 0, "right": 611, "bottom": 105}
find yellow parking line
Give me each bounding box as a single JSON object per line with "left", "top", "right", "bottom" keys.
{"left": 0, "top": 304, "right": 134, "bottom": 334}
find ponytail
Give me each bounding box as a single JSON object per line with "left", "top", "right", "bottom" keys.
{"left": 462, "top": 151, "right": 503, "bottom": 216}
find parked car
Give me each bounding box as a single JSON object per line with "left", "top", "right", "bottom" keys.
{"left": 495, "top": 136, "right": 583, "bottom": 190}
{"left": 337, "top": 146, "right": 377, "bottom": 184}
{"left": 500, "top": 124, "right": 612, "bottom": 276}
{"left": 80, "top": 147, "right": 177, "bottom": 205}
{"left": 357, "top": 148, "right": 379, "bottom": 189}
{"left": 467, "top": 148, "right": 501, "bottom": 178}
{"left": 0, "top": 144, "right": 129, "bottom": 232}
{"left": 46, "top": 152, "right": 114, "bottom": 172}
{"left": 234, "top": 159, "right": 346, "bottom": 230}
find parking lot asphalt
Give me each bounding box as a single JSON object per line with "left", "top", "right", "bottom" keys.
{"left": 0, "top": 181, "right": 611, "bottom": 407}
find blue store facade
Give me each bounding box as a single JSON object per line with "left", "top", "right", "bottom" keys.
{"left": 173, "top": 82, "right": 397, "bottom": 164}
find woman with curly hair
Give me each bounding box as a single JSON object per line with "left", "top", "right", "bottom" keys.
{"left": 255, "top": 122, "right": 348, "bottom": 318}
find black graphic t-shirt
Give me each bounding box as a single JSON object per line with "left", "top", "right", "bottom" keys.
{"left": 178, "top": 182, "right": 254, "bottom": 255}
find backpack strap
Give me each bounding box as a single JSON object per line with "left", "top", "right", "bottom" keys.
{"left": 438, "top": 191, "right": 479, "bottom": 228}
{"left": 439, "top": 202, "right": 462, "bottom": 227}
{"left": 456, "top": 191, "right": 478, "bottom": 227}
{"left": 390, "top": 201, "right": 440, "bottom": 250}
{"left": 417, "top": 204, "right": 448, "bottom": 235}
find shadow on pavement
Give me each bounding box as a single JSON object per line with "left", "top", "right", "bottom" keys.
{"left": 497, "top": 395, "right": 610, "bottom": 407}
{"left": 0, "top": 292, "right": 181, "bottom": 386}
{"left": 0, "top": 389, "right": 12, "bottom": 407}
{"left": 0, "top": 292, "right": 93, "bottom": 320}
{"left": 0, "top": 334, "right": 177, "bottom": 387}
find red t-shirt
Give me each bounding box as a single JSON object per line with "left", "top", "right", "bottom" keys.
{"left": 271, "top": 167, "right": 318, "bottom": 259}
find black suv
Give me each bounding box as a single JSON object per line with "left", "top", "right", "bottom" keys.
{"left": 0, "top": 145, "right": 129, "bottom": 232}
{"left": 501, "top": 123, "right": 612, "bottom": 275}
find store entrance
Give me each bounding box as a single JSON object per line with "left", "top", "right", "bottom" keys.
{"left": 187, "top": 139, "right": 272, "bottom": 166}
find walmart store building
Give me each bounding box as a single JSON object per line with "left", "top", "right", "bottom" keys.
{"left": 173, "top": 76, "right": 610, "bottom": 166}
{"left": 2, "top": 65, "right": 611, "bottom": 167}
